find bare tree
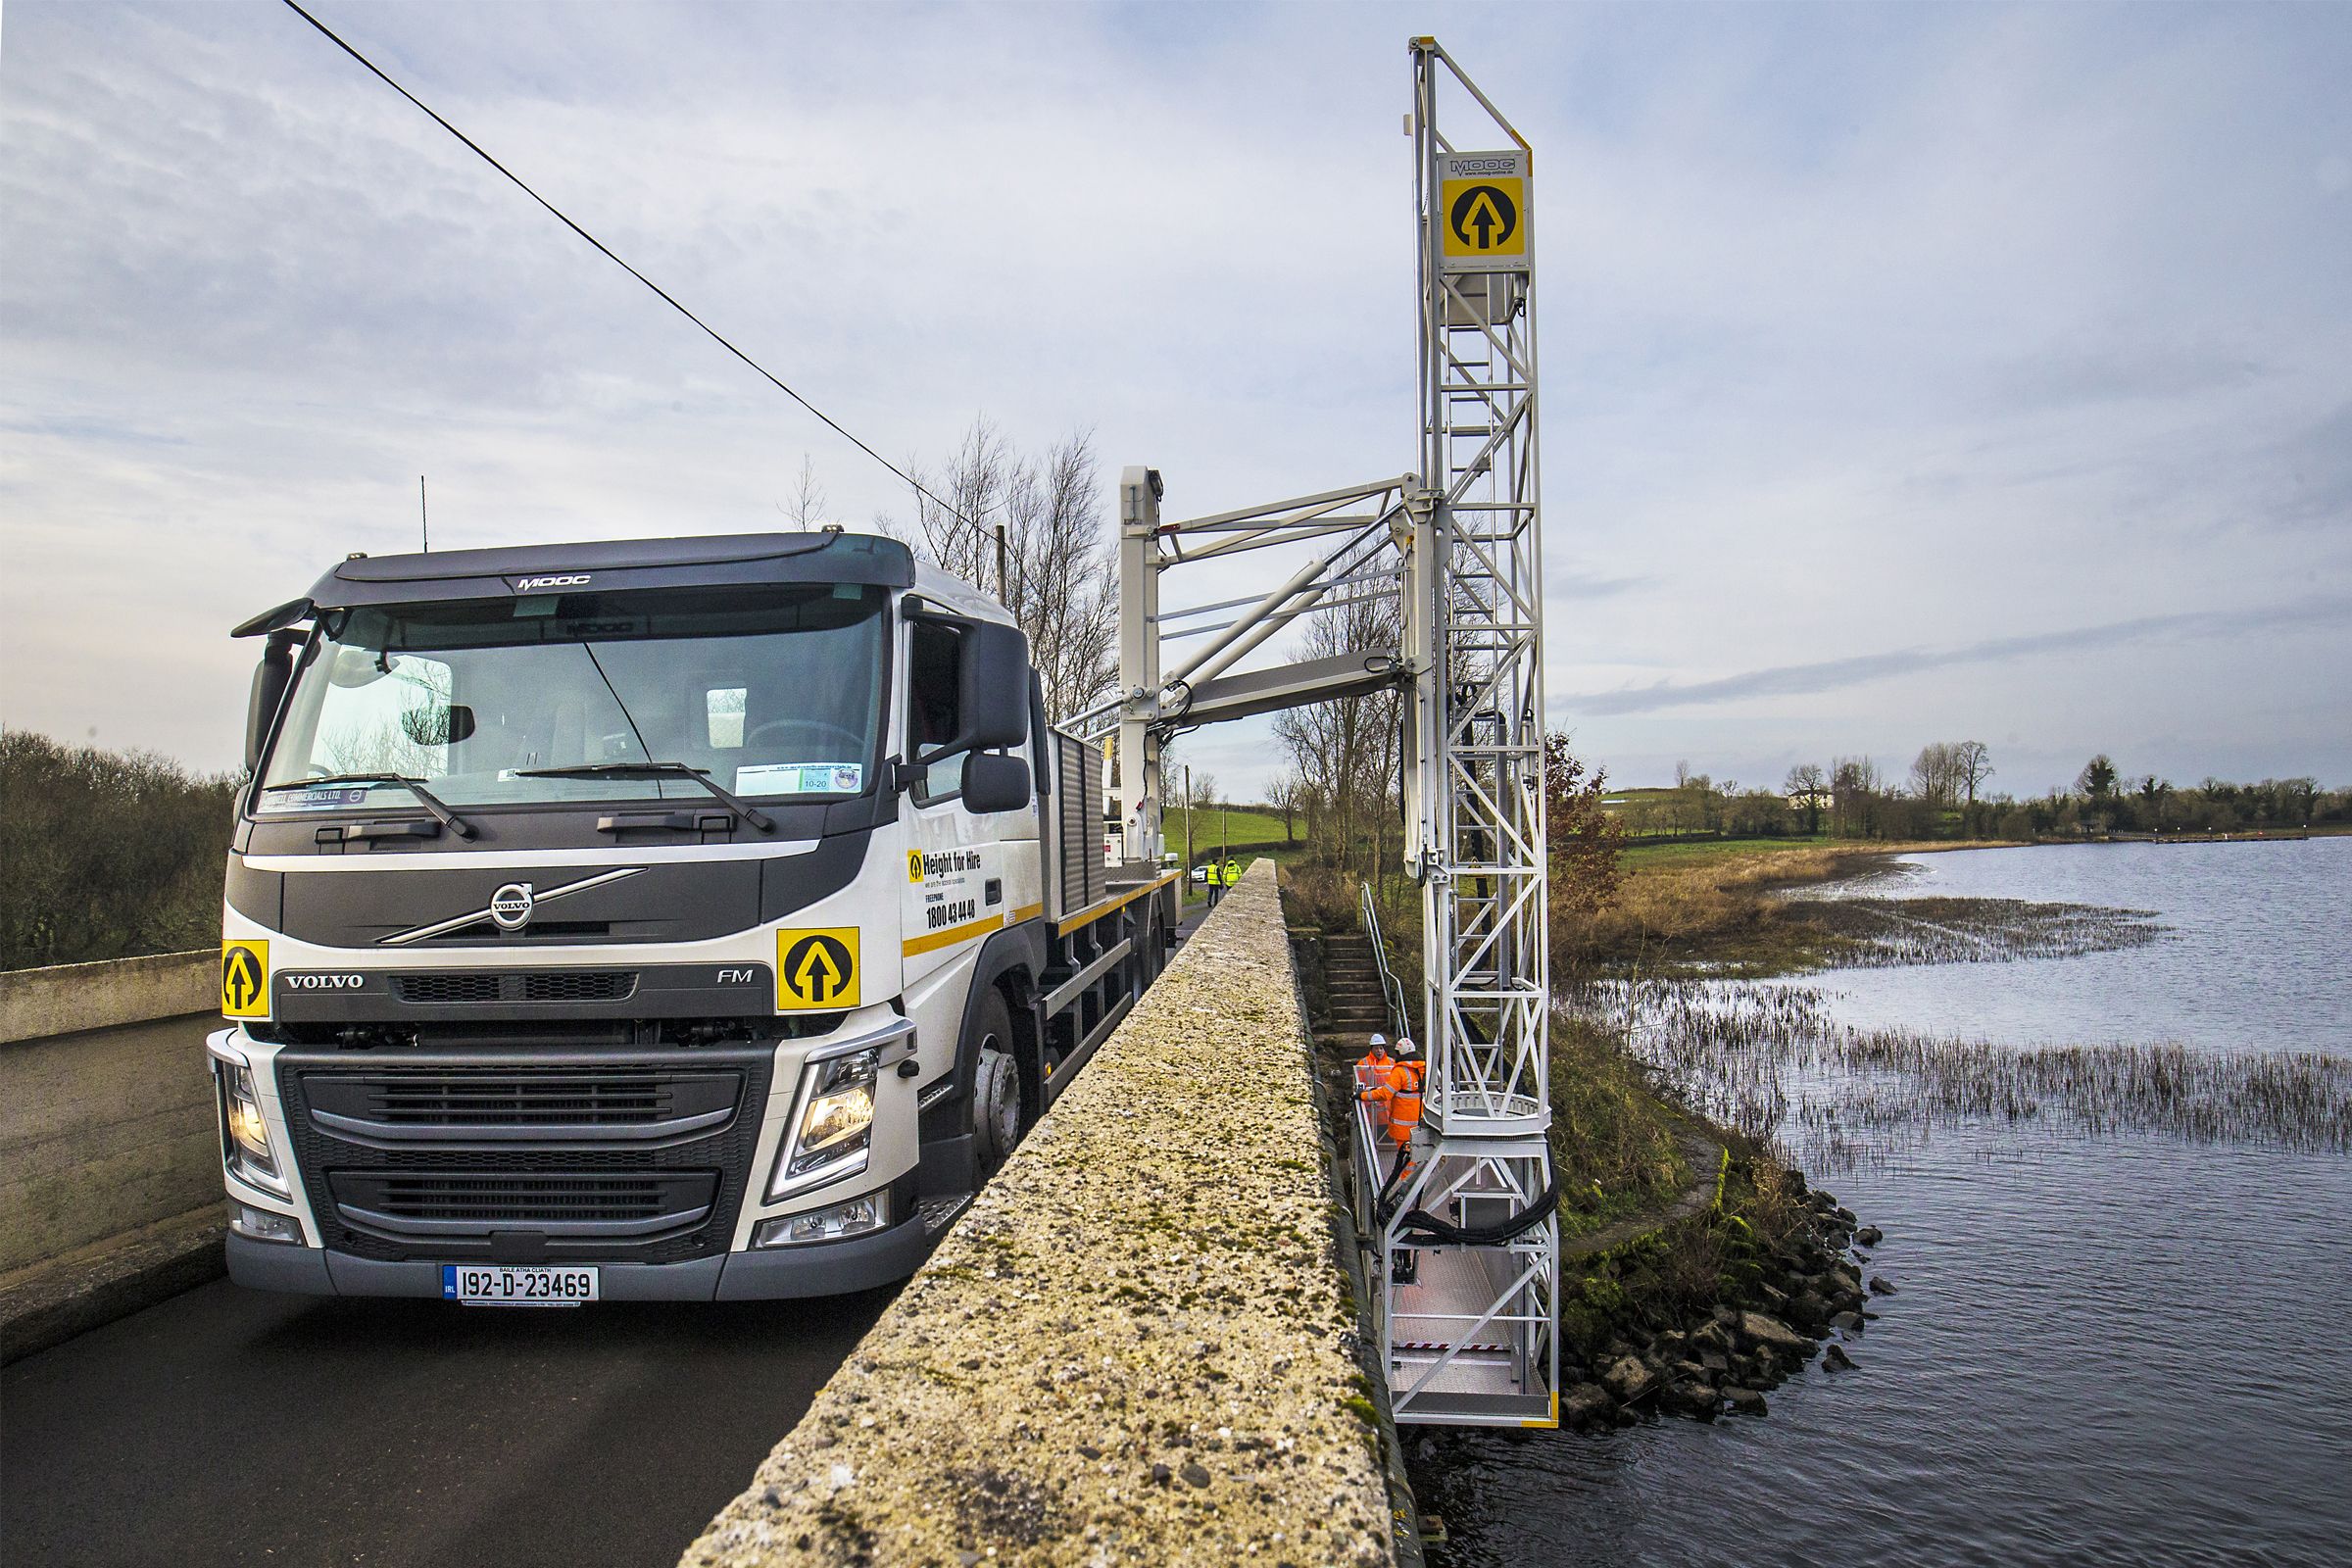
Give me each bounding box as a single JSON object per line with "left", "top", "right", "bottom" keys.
{"left": 891, "top": 417, "right": 1117, "bottom": 719}
{"left": 780, "top": 453, "right": 828, "bottom": 532}
{"left": 1273, "top": 593, "right": 1402, "bottom": 879}
{"left": 1910, "top": 742, "right": 1958, "bottom": 808}
{"left": 1785, "top": 762, "right": 1827, "bottom": 835}
{"left": 1831, "top": 756, "right": 1882, "bottom": 838}
{"left": 1954, "top": 740, "right": 1993, "bottom": 809}
{"left": 1267, "top": 770, "right": 1302, "bottom": 844}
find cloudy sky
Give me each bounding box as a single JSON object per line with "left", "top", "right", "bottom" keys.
{"left": 4, "top": 1, "right": 2347, "bottom": 801}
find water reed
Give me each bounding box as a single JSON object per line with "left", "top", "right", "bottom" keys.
{"left": 1568, "top": 981, "right": 2352, "bottom": 1164}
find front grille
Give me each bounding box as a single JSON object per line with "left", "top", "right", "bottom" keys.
{"left": 332, "top": 1170, "right": 717, "bottom": 1234}
{"left": 276, "top": 1047, "right": 770, "bottom": 1264}
{"left": 523, "top": 970, "right": 635, "bottom": 1002}
{"left": 393, "top": 970, "right": 637, "bottom": 1004}
{"left": 304, "top": 1068, "right": 741, "bottom": 1136}
{"left": 396, "top": 973, "right": 503, "bottom": 1004}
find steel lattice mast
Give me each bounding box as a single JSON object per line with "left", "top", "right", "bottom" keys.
{"left": 1377, "top": 36, "right": 1558, "bottom": 1425}
{"left": 1076, "top": 37, "right": 1557, "bottom": 1426}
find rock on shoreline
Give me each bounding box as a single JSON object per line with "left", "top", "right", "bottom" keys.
{"left": 1556, "top": 1179, "right": 1890, "bottom": 1433}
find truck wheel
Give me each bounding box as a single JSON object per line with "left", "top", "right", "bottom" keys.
{"left": 970, "top": 989, "right": 1022, "bottom": 1178}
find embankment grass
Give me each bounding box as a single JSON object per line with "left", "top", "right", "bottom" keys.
{"left": 1547, "top": 1014, "right": 1693, "bottom": 1238}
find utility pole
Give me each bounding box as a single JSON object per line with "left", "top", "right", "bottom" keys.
{"left": 1184, "top": 764, "right": 1194, "bottom": 903}
{"left": 418, "top": 475, "right": 429, "bottom": 553}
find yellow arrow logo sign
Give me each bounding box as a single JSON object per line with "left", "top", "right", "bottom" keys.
{"left": 1440, "top": 173, "right": 1527, "bottom": 260}
{"left": 221, "top": 940, "right": 270, "bottom": 1019}
{"left": 775, "top": 927, "right": 860, "bottom": 1010}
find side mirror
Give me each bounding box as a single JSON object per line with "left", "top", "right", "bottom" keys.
{"left": 961, "top": 752, "right": 1031, "bottom": 813}
{"left": 245, "top": 629, "right": 303, "bottom": 773}
{"left": 955, "top": 620, "right": 1031, "bottom": 752}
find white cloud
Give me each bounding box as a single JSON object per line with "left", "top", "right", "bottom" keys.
{"left": 2, "top": 0, "right": 2346, "bottom": 796}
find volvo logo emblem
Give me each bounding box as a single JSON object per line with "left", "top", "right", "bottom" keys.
{"left": 378, "top": 867, "right": 645, "bottom": 947}
{"left": 489, "top": 882, "right": 536, "bottom": 930}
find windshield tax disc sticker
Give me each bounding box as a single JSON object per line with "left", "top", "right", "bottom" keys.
{"left": 221, "top": 940, "right": 270, "bottom": 1018}
{"left": 776, "top": 928, "right": 860, "bottom": 1009}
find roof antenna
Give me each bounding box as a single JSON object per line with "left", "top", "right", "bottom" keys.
{"left": 418, "top": 474, "right": 430, "bottom": 553}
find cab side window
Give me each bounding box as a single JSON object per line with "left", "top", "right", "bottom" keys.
{"left": 908, "top": 620, "right": 963, "bottom": 801}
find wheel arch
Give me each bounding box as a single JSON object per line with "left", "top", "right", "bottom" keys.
{"left": 918, "top": 917, "right": 1049, "bottom": 1149}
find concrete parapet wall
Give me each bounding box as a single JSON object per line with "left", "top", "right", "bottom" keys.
{"left": 681, "top": 860, "right": 1396, "bottom": 1568}
{"left": 0, "top": 953, "right": 221, "bottom": 1279}
{"left": 0, "top": 1012, "right": 223, "bottom": 1277}
{"left": 0, "top": 950, "right": 215, "bottom": 1046}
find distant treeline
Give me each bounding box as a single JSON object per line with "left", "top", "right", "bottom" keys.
{"left": 1616, "top": 744, "right": 2348, "bottom": 844}
{"left": 0, "top": 732, "right": 239, "bottom": 971}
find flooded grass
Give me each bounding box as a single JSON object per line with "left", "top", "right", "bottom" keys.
{"left": 1573, "top": 980, "right": 2352, "bottom": 1165}
{"left": 1784, "top": 896, "right": 2168, "bottom": 967}
{"left": 1559, "top": 841, "right": 2161, "bottom": 980}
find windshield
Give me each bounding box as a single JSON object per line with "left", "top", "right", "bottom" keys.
{"left": 257, "top": 583, "right": 887, "bottom": 812}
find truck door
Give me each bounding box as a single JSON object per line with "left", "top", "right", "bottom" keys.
{"left": 901, "top": 618, "right": 1000, "bottom": 994}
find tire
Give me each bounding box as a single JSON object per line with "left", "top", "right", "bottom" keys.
{"left": 970, "top": 988, "right": 1022, "bottom": 1179}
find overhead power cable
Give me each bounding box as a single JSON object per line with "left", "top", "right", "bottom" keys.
{"left": 277, "top": 0, "right": 1006, "bottom": 575}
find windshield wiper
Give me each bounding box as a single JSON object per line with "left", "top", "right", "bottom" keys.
{"left": 264, "top": 773, "right": 477, "bottom": 840}
{"left": 514, "top": 762, "right": 776, "bottom": 833}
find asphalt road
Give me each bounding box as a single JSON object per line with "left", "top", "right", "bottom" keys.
{"left": 2, "top": 1273, "right": 897, "bottom": 1568}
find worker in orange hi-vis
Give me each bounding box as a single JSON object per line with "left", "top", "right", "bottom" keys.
{"left": 1355, "top": 1033, "right": 1398, "bottom": 1137}
{"left": 1384, "top": 1048, "right": 1425, "bottom": 1149}
{"left": 1391, "top": 1037, "right": 1425, "bottom": 1093}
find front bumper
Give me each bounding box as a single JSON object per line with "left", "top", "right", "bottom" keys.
{"left": 227, "top": 1209, "right": 930, "bottom": 1301}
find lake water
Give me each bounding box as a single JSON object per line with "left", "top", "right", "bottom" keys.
{"left": 1409, "top": 837, "right": 2352, "bottom": 1567}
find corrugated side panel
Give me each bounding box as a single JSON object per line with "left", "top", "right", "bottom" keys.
{"left": 1053, "top": 731, "right": 1105, "bottom": 917}
{"left": 1080, "top": 739, "right": 1106, "bottom": 909}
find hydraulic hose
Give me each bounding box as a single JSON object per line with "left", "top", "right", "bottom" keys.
{"left": 1393, "top": 1178, "right": 1562, "bottom": 1249}
{"left": 1371, "top": 1144, "right": 1416, "bottom": 1228}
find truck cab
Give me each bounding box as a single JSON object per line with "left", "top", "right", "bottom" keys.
{"left": 214, "top": 531, "right": 1176, "bottom": 1303}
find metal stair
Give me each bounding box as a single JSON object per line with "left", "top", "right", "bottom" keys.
{"left": 1321, "top": 934, "right": 1392, "bottom": 1035}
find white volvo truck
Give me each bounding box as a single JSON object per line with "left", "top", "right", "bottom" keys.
{"left": 212, "top": 530, "right": 1177, "bottom": 1303}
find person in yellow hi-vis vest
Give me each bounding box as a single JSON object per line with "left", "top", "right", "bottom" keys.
{"left": 1222, "top": 857, "right": 1241, "bottom": 890}
{"left": 1202, "top": 858, "right": 1224, "bottom": 909}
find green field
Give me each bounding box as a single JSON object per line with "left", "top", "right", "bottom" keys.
{"left": 1618, "top": 834, "right": 1836, "bottom": 866}
{"left": 1158, "top": 805, "right": 1308, "bottom": 909}
{"left": 1162, "top": 805, "right": 1291, "bottom": 859}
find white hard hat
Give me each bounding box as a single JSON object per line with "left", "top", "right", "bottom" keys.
{"left": 1367, "top": 1033, "right": 1387, "bottom": 1050}
{"left": 1396, "top": 1036, "right": 1419, "bottom": 1056}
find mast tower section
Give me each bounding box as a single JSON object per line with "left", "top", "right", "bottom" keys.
{"left": 1069, "top": 37, "right": 1557, "bottom": 1427}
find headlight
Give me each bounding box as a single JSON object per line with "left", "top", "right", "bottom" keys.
{"left": 229, "top": 1201, "right": 305, "bottom": 1245}
{"left": 768, "top": 1048, "right": 878, "bottom": 1199}
{"left": 220, "top": 1060, "right": 288, "bottom": 1196}
{"left": 753, "top": 1193, "right": 888, "bottom": 1248}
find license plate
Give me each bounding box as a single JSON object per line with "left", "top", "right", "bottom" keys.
{"left": 441, "top": 1264, "right": 599, "bottom": 1306}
